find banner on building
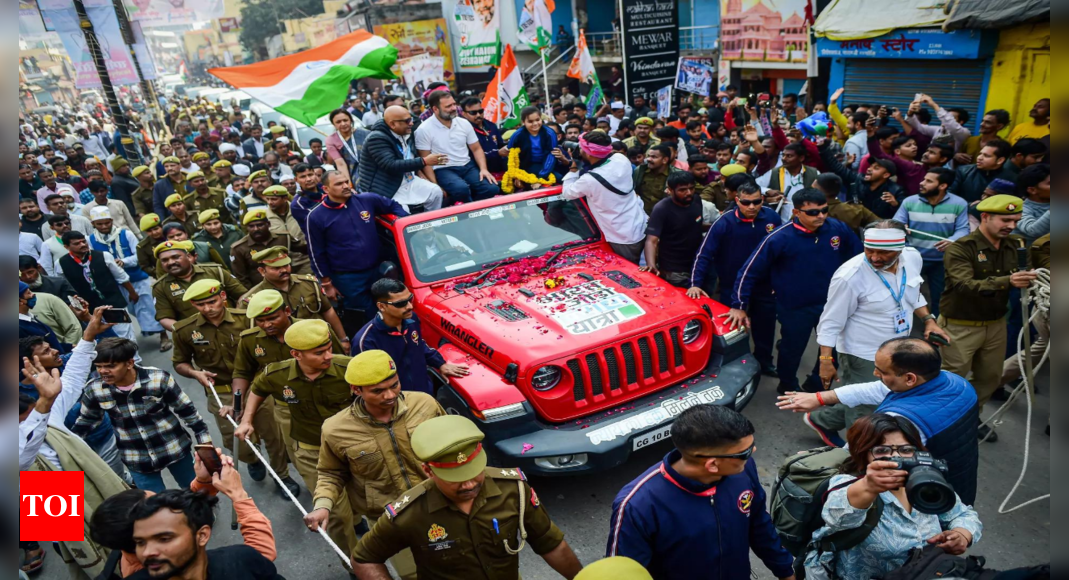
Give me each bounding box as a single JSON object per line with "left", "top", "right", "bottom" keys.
{"left": 655, "top": 85, "right": 672, "bottom": 120}
{"left": 373, "top": 19, "right": 455, "bottom": 86}
{"left": 451, "top": 0, "right": 501, "bottom": 69}
{"left": 123, "top": 0, "right": 225, "bottom": 29}
{"left": 399, "top": 53, "right": 448, "bottom": 99}
{"left": 517, "top": 0, "right": 554, "bottom": 57}
{"left": 40, "top": 0, "right": 141, "bottom": 89}
{"left": 131, "top": 20, "right": 158, "bottom": 80}
{"left": 675, "top": 58, "right": 714, "bottom": 96}
{"left": 720, "top": 0, "right": 809, "bottom": 66}
{"left": 20, "top": 1, "right": 51, "bottom": 39}
{"left": 218, "top": 17, "right": 241, "bottom": 33}
{"left": 619, "top": 0, "right": 679, "bottom": 103}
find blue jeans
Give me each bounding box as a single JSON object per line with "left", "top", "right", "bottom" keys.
{"left": 435, "top": 161, "right": 500, "bottom": 204}
{"left": 921, "top": 260, "right": 945, "bottom": 318}
{"left": 776, "top": 303, "right": 827, "bottom": 392}
{"left": 129, "top": 453, "right": 197, "bottom": 493}
{"left": 332, "top": 268, "right": 378, "bottom": 315}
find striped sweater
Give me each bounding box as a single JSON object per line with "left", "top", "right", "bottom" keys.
{"left": 893, "top": 193, "right": 970, "bottom": 262}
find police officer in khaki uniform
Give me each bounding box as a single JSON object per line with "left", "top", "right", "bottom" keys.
{"left": 192, "top": 152, "right": 216, "bottom": 186}
{"left": 161, "top": 192, "right": 200, "bottom": 235}
{"left": 237, "top": 319, "right": 359, "bottom": 555}
{"left": 306, "top": 350, "right": 445, "bottom": 580}
{"left": 262, "top": 185, "right": 305, "bottom": 243}
{"left": 238, "top": 246, "right": 349, "bottom": 349}
{"left": 232, "top": 291, "right": 345, "bottom": 475}
{"left": 815, "top": 174, "right": 880, "bottom": 235}
{"left": 212, "top": 159, "right": 234, "bottom": 190}
{"left": 131, "top": 165, "right": 156, "bottom": 218}
{"left": 351, "top": 415, "right": 583, "bottom": 580}
{"left": 137, "top": 213, "right": 167, "bottom": 278}
{"left": 939, "top": 194, "right": 1038, "bottom": 441}
{"left": 182, "top": 171, "right": 230, "bottom": 224}
{"left": 229, "top": 209, "right": 312, "bottom": 288}
{"left": 152, "top": 240, "right": 248, "bottom": 331}
{"left": 171, "top": 279, "right": 290, "bottom": 491}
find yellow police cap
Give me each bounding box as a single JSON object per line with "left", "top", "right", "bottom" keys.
{"left": 635, "top": 117, "right": 655, "bottom": 126}
{"left": 139, "top": 213, "right": 161, "bottom": 232}
{"left": 132, "top": 165, "right": 151, "bottom": 178}
{"left": 153, "top": 240, "right": 194, "bottom": 258}
{"left": 411, "top": 416, "right": 487, "bottom": 483}
{"left": 198, "top": 209, "right": 221, "bottom": 224}
{"left": 243, "top": 208, "right": 269, "bottom": 225}
{"left": 246, "top": 290, "right": 285, "bottom": 319}
{"left": 212, "top": 159, "right": 232, "bottom": 169}
{"left": 262, "top": 185, "right": 291, "bottom": 198}
{"left": 186, "top": 170, "right": 205, "bottom": 181}
{"left": 284, "top": 319, "right": 332, "bottom": 351}
{"left": 345, "top": 350, "right": 398, "bottom": 387}
{"left": 251, "top": 246, "right": 292, "bottom": 267}
{"left": 183, "top": 278, "right": 223, "bottom": 301}
{"left": 162, "top": 156, "right": 181, "bottom": 164}
{"left": 976, "top": 194, "right": 1024, "bottom": 215}
{"left": 248, "top": 169, "right": 268, "bottom": 181}
{"left": 111, "top": 157, "right": 130, "bottom": 170}
{"left": 719, "top": 164, "right": 747, "bottom": 177}
{"left": 269, "top": 125, "right": 286, "bottom": 134}
{"left": 575, "top": 558, "right": 653, "bottom": 580}
{"left": 192, "top": 152, "right": 210, "bottom": 161}
{"left": 164, "top": 193, "right": 185, "bottom": 208}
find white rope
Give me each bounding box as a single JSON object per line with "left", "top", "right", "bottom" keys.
{"left": 977, "top": 269, "right": 1051, "bottom": 513}
{"left": 205, "top": 385, "right": 353, "bottom": 568}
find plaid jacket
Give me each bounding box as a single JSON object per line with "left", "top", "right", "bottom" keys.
{"left": 73, "top": 366, "right": 212, "bottom": 474}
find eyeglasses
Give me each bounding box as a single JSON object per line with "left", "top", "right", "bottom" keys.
{"left": 465, "top": 109, "right": 484, "bottom": 115}
{"left": 872, "top": 445, "right": 918, "bottom": 458}
{"left": 800, "top": 207, "right": 831, "bottom": 216}
{"left": 694, "top": 443, "right": 756, "bottom": 461}
{"left": 737, "top": 198, "right": 763, "bottom": 207}
{"left": 379, "top": 296, "right": 414, "bottom": 309}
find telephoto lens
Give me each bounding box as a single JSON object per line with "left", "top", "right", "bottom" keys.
{"left": 892, "top": 452, "right": 956, "bottom": 515}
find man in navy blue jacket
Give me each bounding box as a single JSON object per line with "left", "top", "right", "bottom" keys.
{"left": 306, "top": 170, "right": 408, "bottom": 336}
{"left": 352, "top": 278, "right": 470, "bottom": 394}
{"left": 728, "top": 188, "right": 862, "bottom": 394}
{"left": 607, "top": 405, "right": 796, "bottom": 580}
{"left": 687, "top": 181, "right": 782, "bottom": 376}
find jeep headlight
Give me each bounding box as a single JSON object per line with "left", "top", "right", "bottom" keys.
{"left": 531, "top": 366, "right": 562, "bottom": 391}
{"left": 683, "top": 319, "right": 703, "bottom": 344}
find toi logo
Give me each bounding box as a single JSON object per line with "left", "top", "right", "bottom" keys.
{"left": 20, "top": 471, "right": 86, "bottom": 542}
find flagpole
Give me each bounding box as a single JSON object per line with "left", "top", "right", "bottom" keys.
{"left": 541, "top": 45, "right": 551, "bottom": 112}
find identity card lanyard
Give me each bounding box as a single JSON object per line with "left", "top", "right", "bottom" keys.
{"left": 867, "top": 259, "right": 910, "bottom": 334}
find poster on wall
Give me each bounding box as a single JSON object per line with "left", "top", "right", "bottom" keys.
{"left": 399, "top": 53, "right": 448, "bottom": 99}
{"left": 40, "top": 0, "right": 141, "bottom": 89}
{"left": 373, "top": 19, "right": 455, "bottom": 87}
{"left": 123, "top": 0, "right": 225, "bottom": 28}
{"left": 451, "top": 0, "right": 501, "bottom": 68}
{"left": 655, "top": 85, "right": 672, "bottom": 120}
{"left": 20, "top": 1, "right": 51, "bottom": 39}
{"left": 675, "top": 58, "right": 713, "bottom": 96}
{"left": 719, "top": 0, "right": 809, "bottom": 66}
{"left": 619, "top": 0, "right": 679, "bottom": 104}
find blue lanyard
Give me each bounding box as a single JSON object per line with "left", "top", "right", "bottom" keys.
{"left": 866, "top": 260, "right": 907, "bottom": 309}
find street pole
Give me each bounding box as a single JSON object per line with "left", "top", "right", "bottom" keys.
{"left": 541, "top": 45, "right": 551, "bottom": 109}
{"left": 72, "top": 0, "right": 135, "bottom": 161}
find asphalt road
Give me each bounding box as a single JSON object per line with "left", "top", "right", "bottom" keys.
{"left": 37, "top": 333, "right": 1050, "bottom": 579}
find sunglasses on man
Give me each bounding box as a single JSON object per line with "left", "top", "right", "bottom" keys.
{"left": 737, "top": 198, "right": 763, "bottom": 207}
{"left": 379, "top": 296, "right": 414, "bottom": 309}
{"left": 692, "top": 443, "right": 756, "bottom": 461}
{"left": 799, "top": 206, "right": 830, "bottom": 217}
{"left": 465, "top": 109, "right": 484, "bottom": 116}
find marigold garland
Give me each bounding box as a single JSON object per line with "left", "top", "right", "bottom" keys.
{"left": 501, "top": 148, "right": 557, "bottom": 193}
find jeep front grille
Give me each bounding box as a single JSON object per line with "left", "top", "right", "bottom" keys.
{"left": 568, "top": 327, "right": 686, "bottom": 403}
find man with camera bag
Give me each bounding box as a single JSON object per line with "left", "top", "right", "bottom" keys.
{"left": 561, "top": 131, "right": 648, "bottom": 264}
{"left": 777, "top": 337, "right": 979, "bottom": 506}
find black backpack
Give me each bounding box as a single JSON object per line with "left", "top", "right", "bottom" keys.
{"left": 878, "top": 545, "right": 999, "bottom": 580}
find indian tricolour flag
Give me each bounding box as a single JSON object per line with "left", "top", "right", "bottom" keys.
{"left": 567, "top": 30, "right": 603, "bottom": 109}
{"left": 482, "top": 44, "right": 529, "bottom": 130}
{"left": 518, "top": 0, "right": 555, "bottom": 57}
{"left": 208, "top": 31, "right": 397, "bottom": 126}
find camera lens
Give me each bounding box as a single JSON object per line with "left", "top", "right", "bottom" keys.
{"left": 905, "top": 466, "right": 957, "bottom": 515}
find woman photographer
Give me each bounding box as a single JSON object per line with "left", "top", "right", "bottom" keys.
{"left": 805, "top": 414, "right": 982, "bottom": 580}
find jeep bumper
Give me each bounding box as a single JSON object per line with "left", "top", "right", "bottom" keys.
{"left": 436, "top": 356, "right": 761, "bottom": 476}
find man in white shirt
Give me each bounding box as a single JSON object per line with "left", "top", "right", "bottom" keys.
{"left": 41, "top": 190, "right": 95, "bottom": 239}
{"left": 561, "top": 131, "right": 648, "bottom": 263}
{"left": 414, "top": 91, "right": 500, "bottom": 204}
{"left": 805, "top": 223, "right": 949, "bottom": 446}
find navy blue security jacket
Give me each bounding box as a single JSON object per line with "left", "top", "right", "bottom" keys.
{"left": 352, "top": 314, "right": 446, "bottom": 395}
{"left": 305, "top": 193, "right": 408, "bottom": 279}
{"left": 608, "top": 451, "right": 795, "bottom": 580}
{"left": 689, "top": 206, "right": 783, "bottom": 298}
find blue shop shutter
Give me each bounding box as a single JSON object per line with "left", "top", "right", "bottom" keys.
{"left": 843, "top": 59, "right": 987, "bottom": 132}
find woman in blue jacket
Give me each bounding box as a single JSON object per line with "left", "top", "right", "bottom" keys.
{"left": 507, "top": 106, "right": 560, "bottom": 185}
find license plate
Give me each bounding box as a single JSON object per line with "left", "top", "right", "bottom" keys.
{"left": 632, "top": 426, "right": 673, "bottom": 451}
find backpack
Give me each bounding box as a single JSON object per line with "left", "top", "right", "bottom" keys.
{"left": 770, "top": 446, "right": 883, "bottom": 557}
{"left": 878, "top": 545, "right": 999, "bottom": 580}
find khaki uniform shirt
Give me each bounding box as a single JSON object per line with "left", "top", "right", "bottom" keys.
{"left": 635, "top": 165, "right": 671, "bottom": 215}
{"left": 941, "top": 229, "right": 1022, "bottom": 322}
{"left": 238, "top": 275, "right": 328, "bottom": 321}
{"left": 314, "top": 393, "right": 445, "bottom": 519}
{"left": 266, "top": 206, "right": 305, "bottom": 243}
{"left": 137, "top": 235, "right": 164, "bottom": 278}
{"left": 827, "top": 198, "right": 880, "bottom": 234}
{"left": 171, "top": 309, "right": 250, "bottom": 388}
{"left": 162, "top": 211, "right": 201, "bottom": 236}
{"left": 132, "top": 185, "right": 155, "bottom": 217}
{"left": 250, "top": 356, "right": 354, "bottom": 446}
{"left": 229, "top": 232, "right": 312, "bottom": 288}
{"left": 152, "top": 264, "right": 248, "bottom": 322}
{"left": 697, "top": 181, "right": 729, "bottom": 212}
{"left": 621, "top": 135, "right": 661, "bottom": 154}
{"left": 183, "top": 188, "right": 231, "bottom": 223}
{"left": 352, "top": 469, "right": 565, "bottom": 580}
{"left": 232, "top": 324, "right": 344, "bottom": 383}
{"left": 1031, "top": 234, "right": 1050, "bottom": 270}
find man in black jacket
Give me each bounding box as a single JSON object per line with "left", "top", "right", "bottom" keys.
{"left": 109, "top": 157, "right": 141, "bottom": 217}
{"left": 818, "top": 139, "right": 905, "bottom": 218}
{"left": 358, "top": 106, "right": 445, "bottom": 213}
{"left": 18, "top": 255, "right": 78, "bottom": 301}
{"left": 954, "top": 139, "right": 1014, "bottom": 203}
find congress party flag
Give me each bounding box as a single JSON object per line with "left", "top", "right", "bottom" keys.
{"left": 566, "top": 30, "right": 604, "bottom": 109}
{"left": 518, "top": 0, "right": 555, "bottom": 58}
{"left": 482, "top": 44, "right": 530, "bottom": 129}
{"left": 208, "top": 31, "right": 397, "bottom": 126}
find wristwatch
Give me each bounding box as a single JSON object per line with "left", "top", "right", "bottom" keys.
{"left": 921, "top": 314, "right": 937, "bottom": 322}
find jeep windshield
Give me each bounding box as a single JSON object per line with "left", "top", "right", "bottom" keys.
{"left": 402, "top": 193, "right": 599, "bottom": 283}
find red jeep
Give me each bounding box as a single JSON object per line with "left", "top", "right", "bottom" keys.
{"left": 377, "top": 186, "right": 760, "bottom": 475}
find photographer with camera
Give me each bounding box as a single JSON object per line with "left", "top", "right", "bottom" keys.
{"left": 803, "top": 414, "right": 982, "bottom": 580}
{"left": 560, "top": 131, "right": 648, "bottom": 264}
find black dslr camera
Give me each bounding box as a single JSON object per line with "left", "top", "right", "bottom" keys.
{"left": 889, "top": 452, "right": 955, "bottom": 515}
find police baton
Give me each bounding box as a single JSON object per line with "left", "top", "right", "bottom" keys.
{"left": 230, "top": 389, "right": 242, "bottom": 531}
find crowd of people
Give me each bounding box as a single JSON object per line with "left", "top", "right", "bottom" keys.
{"left": 17, "top": 77, "right": 1050, "bottom": 580}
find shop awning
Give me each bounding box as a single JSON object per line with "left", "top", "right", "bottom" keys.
{"left": 814, "top": 0, "right": 948, "bottom": 40}
{"left": 942, "top": 0, "right": 1049, "bottom": 31}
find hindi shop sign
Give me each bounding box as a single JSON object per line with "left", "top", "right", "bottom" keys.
{"left": 815, "top": 29, "right": 987, "bottom": 60}
{"left": 620, "top": 0, "right": 679, "bottom": 104}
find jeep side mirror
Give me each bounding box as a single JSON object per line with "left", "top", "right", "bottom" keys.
{"left": 379, "top": 261, "right": 400, "bottom": 281}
